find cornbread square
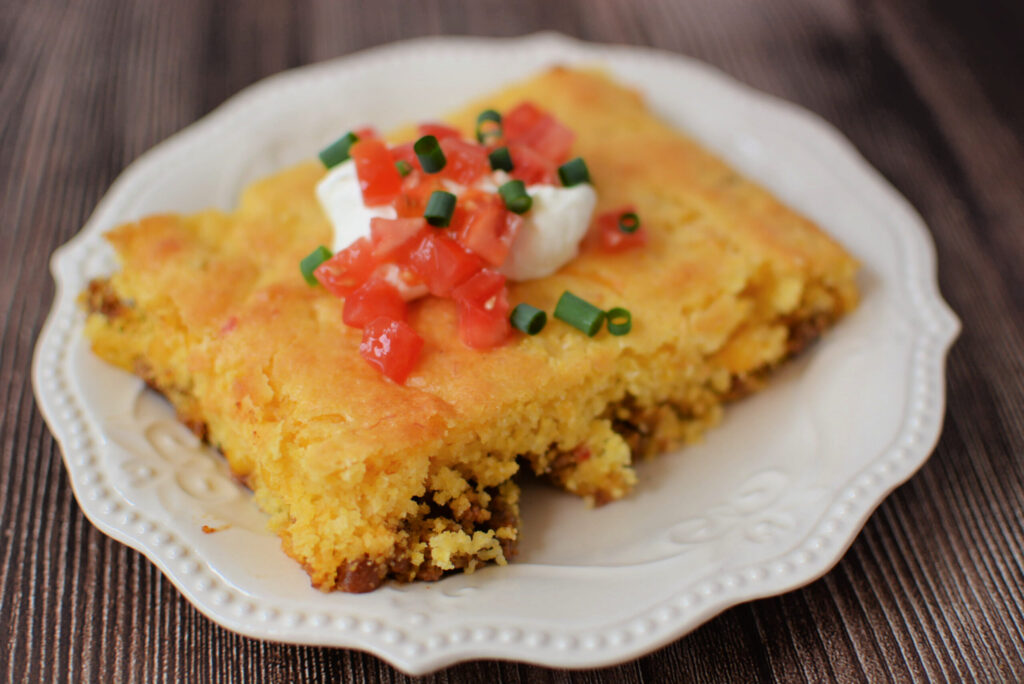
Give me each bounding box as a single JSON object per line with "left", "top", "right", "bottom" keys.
{"left": 83, "top": 68, "right": 858, "bottom": 592}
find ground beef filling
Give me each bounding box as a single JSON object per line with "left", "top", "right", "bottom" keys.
{"left": 528, "top": 311, "right": 835, "bottom": 502}
{"left": 334, "top": 485, "right": 520, "bottom": 593}
{"left": 84, "top": 278, "right": 126, "bottom": 318}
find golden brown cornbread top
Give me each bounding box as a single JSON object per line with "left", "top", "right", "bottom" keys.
{"left": 103, "top": 66, "right": 857, "bottom": 491}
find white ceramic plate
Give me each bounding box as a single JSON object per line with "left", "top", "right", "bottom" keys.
{"left": 33, "top": 33, "right": 959, "bottom": 674}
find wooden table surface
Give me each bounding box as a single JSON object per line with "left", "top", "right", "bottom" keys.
{"left": 3, "top": 0, "right": 1023, "bottom": 681}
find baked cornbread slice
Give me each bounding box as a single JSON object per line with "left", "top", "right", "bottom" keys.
{"left": 83, "top": 67, "right": 857, "bottom": 592}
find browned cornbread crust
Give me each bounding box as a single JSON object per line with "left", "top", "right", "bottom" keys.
{"left": 82, "top": 68, "right": 858, "bottom": 592}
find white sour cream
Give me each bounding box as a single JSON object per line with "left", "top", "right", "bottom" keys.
{"left": 499, "top": 183, "right": 596, "bottom": 281}
{"left": 316, "top": 161, "right": 397, "bottom": 252}
{"left": 317, "top": 160, "right": 596, "bottom": 296}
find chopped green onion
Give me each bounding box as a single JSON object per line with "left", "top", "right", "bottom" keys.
{"left": 510, "top": 303, "right": 547, "bottom": 335}
{"left": 300, "top": 245, "right": 333, "bottom": 285}
{"left": 554, "top": 291, "right": 605, "bottom": 337}
{"left": 477, "top": 109, "right": 502, "bottom": 125}
{"left": 318, "top": 132, "right": 359, "bottom": 169}
{"left": 558, "top": 157, "right": 591, "bottom": 187}
{"left": 476, "top": 120, "right": 503, "bottom": 145}
{"left": 618, "top": 212, "right": 640, "bottom": 234}
{"left": 488, "top": 146, "right": 514, "bottom": 172}
{"left": 476, "top": 110, "right": 503, "bottom": 144}
{"left": 498, "top": 179, "right": 532, "bottom": 214}
{"left": 606, "top": 307, "right": 632, "bottom": 335}
{"left": 395, "top": 159, "right": 413, "bottom": 177}
{"left": 424, "top": 190, "right": 456, "bottom": 227}
{"left": 414, "top": 134, "right": 447, "bottom": 173}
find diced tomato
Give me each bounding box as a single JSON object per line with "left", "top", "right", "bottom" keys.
{"left": 390, "top": 141, "right": 418, "bottom": 169}
{"left": 457, "top": 302, "right": 511, "bottom": 349}
{"left": 418, "top": 122, "right": 462, "bottom": 140}
{"left": 359, "top": 317, "right": 423, "bottom": 384}
{"left": 342, "top": 278, "right": 407, "bottom": 329}
{"left": 354, "top": 126, "right": 380, "bottom": 141}
{"left": 372, "top": 263, "right": 428, "bottom": 300}
{"left": 508, "top": 143, "right": 558, "bottom": 185}
{"left": 407, "top": 233, "right": 483, "bottom": 297}
{"left": 369, "top": 217, "right": 429, "bottom": 261}
{"left": 457, "top": 195, "right": 521, "bottom": 266}
{"left": 451, "top": 269, "right": 506, "bottom": 307}
{"left": 503, "top": 102, "right": 546, "bottom": 139}
{"left": 503, "top": 102, "right": 575, "bottom": 163}
{"left": 351, "top": 139, "right": 403, "bottom": 206}
{"left": 452, "top": 269, "right": 510, "bottom": 349}
{"left": 392, "top": 174, "right": 444, "bottom": 218}
{"left": 314, "top": 237, "right": 377, "bottom": 297}
{"left": 526, "top": 119, "right": 574, "bottom": 163}
{"left": 589, "top": 206, "right": 650, "bottom": 252}
{"left": 439, "top": 137, "right": 489, "bottom": 186}
{"left": 441, "top": 188, "right": 485, "bottom": 237}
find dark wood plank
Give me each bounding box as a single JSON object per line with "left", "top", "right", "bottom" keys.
{"left": 2, "top": 0, "right": 1022, "bottom": 681}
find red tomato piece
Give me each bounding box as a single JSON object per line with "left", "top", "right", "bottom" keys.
{"left": 369, "top": 217, "right": 429, "bottom": 261}
{"left": 458, "top": 196, "right": 522, "bottom": 266}
{"left": 444, "top": 188, "right": 488, "bottom": 240}
{"left": 359, "top": 317, "right": 424, "bottom": 384}
{"left": 342, "top": 278, "right": 407, "bottom": 329}
{"left": 503, "top": 102, "right": 575, "bottom": 163}
{"left": 446, "top": 202, "right": 472, "bottom": 238}
{"left": 503, "top": 102, "right": 546, "bottom": 139}
{"left": 390, "top": 141, "right": 418, "bottom": 169}
{"left": 526, "top": 118, "right": 574, "bottom": 163}
{"left": 407, "top": 233, "right": 483, "bottom": 297}
{"left": 418, "top": 122, "right": 462, "bottom": 140}
{"left": 439, "top": 137, "right": 489, "bottom": 186}
{"left": 371, "top": 263, "right": 428, "bottom": 300}
{"left": 351, "top": 139, "right": 403, "bottom": 206}
{"left": 451, "top": 269, "right": 506, "bottom": 307}
{"left": 457, "top": 302, "right": 511, "bottom": 349}
{"left": 314, "top": 237, "right": 377, "bottom": 297}
{"left": 392, "top": 174, "right": 444, "bottom": 218}
{"left": 508, "top": 143, "right": 558, "bottom": 185}
{"left": 452, "top": 269, "right": 510, "bottom": 349}
{"left": 590, "top": 206, "right": 650, "bottom": 252}
{"left": 354, "top": 126, "right": 380, "bottom": 141}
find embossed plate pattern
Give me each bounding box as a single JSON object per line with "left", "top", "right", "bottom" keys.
{"left": 32, "top": 34, "right": 959, "bottom": 674}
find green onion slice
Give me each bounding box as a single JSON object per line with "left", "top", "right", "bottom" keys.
{"left": 395, "top": 159, "right": 413, "bottom": 177}
{"left": 488, "top": 146, "right": 514, "bottom": 172}
{"left": 510, "top": 303, "right": 547, "bottom": 335}
{"left": 606, "top": 307, "right": 632, "bottom": 335}
{"left": 318, "top": 132, "right": 359, "bottom": 169}
{"left": 476, "top": 121, "right": 503, "bottom": 145}
{"left": 300, "top": 245, "right": 333, "bottom": 285}
{"left": 424, "top": 190, "right": 457, "bottom": 227}
{"left": 414, "top": 134, "right": 447, "bottom": 173}
{"left": 557, "top": 157, "right": 591, "bottom": 187}
{"left": 476, "top": 111, "right": 504, "bottom": 144}
{"left": 618, "top": 212, "right": 640, "bottom": 234}
{"left": 477, "top": 109, "right": 502, "bottom": 125}
{"left": 554, "top": 291, "right": 605, "bottom": 337}
{"left": 498, "top": 179, "right": 532, "bottom": 214}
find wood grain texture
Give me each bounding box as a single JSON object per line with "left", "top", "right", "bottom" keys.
{"left": 2, "top": 0, "right": 1022, "bottom": 681}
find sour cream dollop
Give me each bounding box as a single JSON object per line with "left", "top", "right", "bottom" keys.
{"left": 316, "top": 160, "right": 596, "bottom": 294}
